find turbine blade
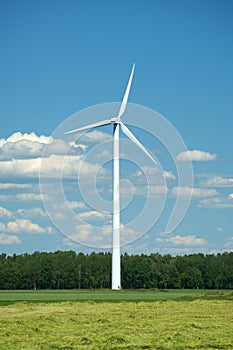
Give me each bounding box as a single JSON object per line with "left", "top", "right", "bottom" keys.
{"left": 117, "top": 63, "right": 135, "bottom": 119}
{"left": 120, "top": 122, "right": 158, "bottom": 165}
{"left": 64, "top": 119, "right": 112, "bottom": 134}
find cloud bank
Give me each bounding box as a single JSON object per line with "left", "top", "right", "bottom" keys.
{"left": 176, "top": 150, "right": 217, "bottom": 162}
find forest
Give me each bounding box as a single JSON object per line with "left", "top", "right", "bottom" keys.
{"left": 0, "top": 251, "right": 232, "bottom": 290}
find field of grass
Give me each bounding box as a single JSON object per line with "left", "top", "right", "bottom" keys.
{"left": 0, "top": 290, "right": 232, "bottom": 349}
{"left": 0, "top": 288, "right": 232, "bottom": 305}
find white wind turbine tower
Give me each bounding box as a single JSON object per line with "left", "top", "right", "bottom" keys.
{"left": 65, "top": 64, "right": 157, "bottom": 290}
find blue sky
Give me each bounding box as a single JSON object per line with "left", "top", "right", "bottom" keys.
{"left": 0, "top": 0, "right": 233, "bottom": 256}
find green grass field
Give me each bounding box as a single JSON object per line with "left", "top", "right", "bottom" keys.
{"left": 0, "top": 290, "right": 232, "bottom": 349}
{"left": 0, "top": 289, "right": 232, "bottom": 305}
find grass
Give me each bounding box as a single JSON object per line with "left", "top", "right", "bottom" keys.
{"left": 0, "top": 290, "right": 232, "bottom": 349}
{"left": 0, "top": 289, "right": 232, "bottom": 305}
{"left": 0, "top": 299, "right": 232, "bottom": 349}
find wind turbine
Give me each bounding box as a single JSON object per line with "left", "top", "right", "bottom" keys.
{"left": 65, "top": 64, "right": 157, "bottom": 290}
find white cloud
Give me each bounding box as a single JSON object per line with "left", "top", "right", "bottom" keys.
{"left": 0, "top": 193, "right": 48, "bottom": 202}
{"left": 163, "top": 171, "right": 176, "bottom": 181}
{"left": 0, "top": 206, "right": 13, "bottom": 218}
{"left": 0, "top": 222, "right": 6, "bottom": 231}
{"left": 0, "top": 132, "right": 53, "bottom": 160}
{"left": 199, "top": 175, "right": 233, "bottom": 188}
{"left": 229, "top": 193, "right": 233, "bottom": 199}
{"left": 66, "top": 224, "right": 104, "bottom": 246}
{"left": 155, "top": 233, "right": 208, "bottom": 247}
{"left": 128, "top": 166, "right": 170, "bottom": 198}
{"left": 54, "top": 212, "right": 66, "bottom": 219}
{"left": 171, "top": 186, "right": 218, "bottom": 198}
{"left": 0, "top": 157, "right": 42, "bottom": 178}
{"left": 76, "top": 130, "right": 112, "bottom": 143}
{"left": 0, "top": 233, "right": 21, "bottom": 245}
{"left": 79, "top": 210, "right": 111, "bottom": 221}
{"left": 15, "top": 207, "right": 47, "bottom": 218}
{"left": 176, "top": 150, "right": 217, "bottom": 162}
{"left": 68, "top": 141, "right": 88, "bottom": 152}
{"left": 67, "top": 201, "right": 86, "bottom": 210}
{"left": 45, "top": 139, "right": 74, "bottom": 156}
{"left": 0, "top": 132, "right": 87, "bottom": 161}
{"left": 149, "top": 185, "right": 168, "bottom": 196}
{"left": 0, "top": 183, "right": 32, "bottom": 190}
{"left": 5, "top": 219, "right": 52, "bottom": 234}
{"left": 0, "top": 132, "right": 52, "bottom": 146}
{"left": 15, "top": 193, "right": 45, "bottom": 201}
{"left": 157, "top": 231, "right": 173, "bottom": 237}
{"left": 120, "top": 182, "right": 168, "bottom": 198}
{"left": 198, "top": 197, "right": 233, "bottom": 208}
{"left": 135, "top": 167, "right": 175, "bottom": 183}
{"left": 216, "top": 227, "right": 223, "bottom": 232}
{"left": 166, "top": 235, "right": 207, "bottom": 246}
{"left": 65, "top": 223, "right": 139, "bottom": 248}
{"left": 0, "top": 139, "right": 44, "bottom": 160}
{"left": 155, "top": 238, "right": 164, "bottom": 244}
{"left": 95, "top": 150, "right": 112, "bottom": 159}
{"left": 0, "top": 154, "right": 108, "bottom": 181}
{"left": 0, "top": 131, "right": 97, "bottom": 180}
{"left": 0, "top": 206, "right": 47, "bottom": 220}
{"left": 120, "top": 225, "right": 141, "bottom": 245}
{"left": 41, "top": 155, "right": 78, "bottom": 178}
{"left": 135, "top": 185, "right": 168, "bottom": 199}
{"left": 51, "top": 200, "right": 87, "bottom": 219}
{"left": 159, "top": 246, "right": 208, "bottom": 255}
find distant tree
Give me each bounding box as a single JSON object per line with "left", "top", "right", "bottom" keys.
{"left": 0, "top": 250, "right": 232, "bottom": 290}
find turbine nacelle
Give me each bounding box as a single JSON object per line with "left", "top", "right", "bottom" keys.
{"left": 110, "top": 117, "right": 120, "bottom": 124}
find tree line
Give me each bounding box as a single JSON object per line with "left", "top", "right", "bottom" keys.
{"left": 0, "top": 251, "right": 232, "bottom": 290}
